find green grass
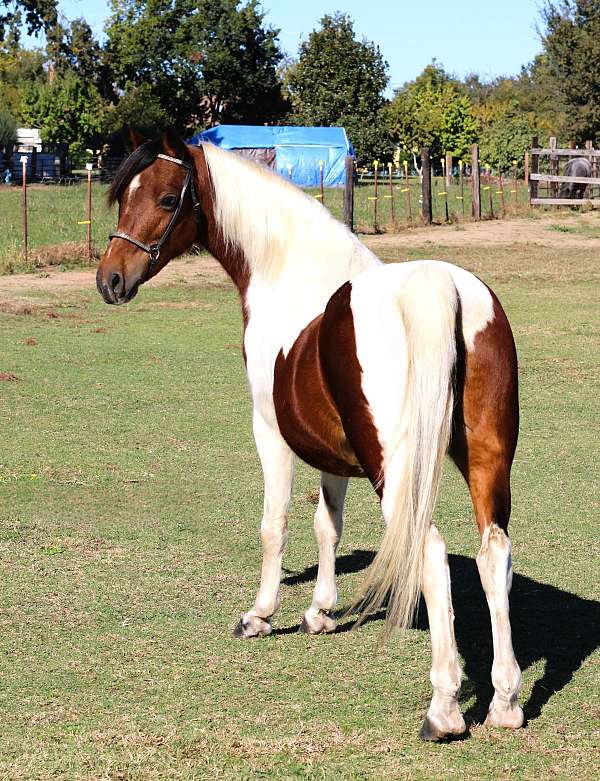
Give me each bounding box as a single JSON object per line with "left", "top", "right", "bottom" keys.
{"left": 0, "top": 242, "right": 599, "bottom": 779}
{"left": 0, "top": 182, "right": 116, "bottom": 273}
{"left": 547, "top": 220, "right": 600, "bottom": 239}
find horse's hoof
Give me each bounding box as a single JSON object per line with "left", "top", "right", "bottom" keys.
{"left": 233, "top": 613, "right": 272, "bottom": 638}
{"left": 419, "top": 714, "right": 467, "bottom": 742}
{"left": 298, "top": 609, "right": 336, "bottom": 635}
{"left": 485, "top": 703, "right": 524, "bottom": 729}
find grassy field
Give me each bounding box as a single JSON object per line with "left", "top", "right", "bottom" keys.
{"left": 0, "top": 232, "right": 599, "bottom": 779}
{"left": 0, "top": 176, "right": 532, "bottom": 273}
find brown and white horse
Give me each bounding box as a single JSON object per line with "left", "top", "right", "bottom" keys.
{"left": 97, "top": 129, "right": 524, "bottom": 740}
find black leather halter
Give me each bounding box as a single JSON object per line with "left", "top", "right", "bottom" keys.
{"left": 108, "top": 152, "right": 201, "bottom": 277}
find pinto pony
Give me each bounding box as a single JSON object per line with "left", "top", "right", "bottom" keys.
{"left": 97, "top": 130, "right": 524, "bottom": 740}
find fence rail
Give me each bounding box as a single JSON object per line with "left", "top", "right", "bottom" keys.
{"left": 530, "top": 173, "right": 600, "bottom": 185}
{"left": 531, "top": 147, "right": 600, "bottom": 157}
{"left": 531, "top": 197, "right": 600, "bottom": 206}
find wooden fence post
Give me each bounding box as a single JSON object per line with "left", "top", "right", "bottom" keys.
{"left": 421, "top": 147, "right": 432, "bottom": 224}
{"left": 445, "top": 152, "right": 452, "bottom": 188}
{"left": 549, "top": 137, "right": 558, "bottom": 200}
{"left": 404, "top": 159, "right": 412, "bottom": 220}
{"left": 471, "top": 144, "right": 481, "bottom": 220}
{"left": 373, "top": 159, "right": 379, "bottom": 232}
{"left": 387, "top": 162, "right": 395, "bottom": 226}
{"left": 344, "top": 155, "right": 354, "bottom": 232}
{"left": 531, "top": 136, "right": 539, "bottom": 202}
{"left": 586, "top": 140, "right": 596, "bottom": 193}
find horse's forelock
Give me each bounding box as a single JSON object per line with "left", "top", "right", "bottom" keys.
{"left": 108, "top": 137, "right": 163, "bottom": 206}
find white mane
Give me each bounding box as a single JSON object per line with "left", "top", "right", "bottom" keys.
{"left": 201, "top": 143, "right": 378, "bottom": 280}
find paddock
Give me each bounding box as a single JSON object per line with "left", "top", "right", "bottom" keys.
{"left": 0, "top": 217, "right": 598, "bottom": 779}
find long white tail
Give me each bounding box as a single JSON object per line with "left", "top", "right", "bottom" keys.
{"left": 356, "top": 263, "right": 458, "bottom": 631}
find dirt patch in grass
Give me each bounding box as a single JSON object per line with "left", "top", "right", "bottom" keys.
{"left": 0, "top": 372, "right": 20, "bottom": 381}
{"left": 368, "top": 211, "right": 600, "bottom": 250}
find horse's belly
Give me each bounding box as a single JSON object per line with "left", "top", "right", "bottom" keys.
{"left": 272, "top": 313, "right": 364, "bottom": 477}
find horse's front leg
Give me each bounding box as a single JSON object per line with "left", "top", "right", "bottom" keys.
{"left": 299, "top": 472, "right": 348, "bottom": 634}
{"left": 234, "top": 412, "right": 295, "bottom": 638}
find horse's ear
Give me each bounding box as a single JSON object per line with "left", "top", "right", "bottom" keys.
{"left": 123, "top": 125, "right": 148, "bottom": 152}
{"left": 161, "top": 127, "right": 188, "bottom": 160}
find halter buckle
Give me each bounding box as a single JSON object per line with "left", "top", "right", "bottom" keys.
{"left": 149, "top": 244, "right": 161, "bottom": 263}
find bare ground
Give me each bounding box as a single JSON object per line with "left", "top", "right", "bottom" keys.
{"left": 0, "top": 210, "right": 598, "bottom": 297}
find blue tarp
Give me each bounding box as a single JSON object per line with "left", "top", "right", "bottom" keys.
{"left": 188, "top": 125, "right": 352, "bottom": 187}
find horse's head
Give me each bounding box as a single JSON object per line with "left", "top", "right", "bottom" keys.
{"left": 97, "top": 128, "right": 205, "bottom": 305}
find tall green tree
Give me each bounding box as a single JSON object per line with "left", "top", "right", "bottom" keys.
{"left": 285, "top": 13, "right": 389, "bottom": 165}
{"left": 0, "top": 105, "right": 17, "bottom": 147}
{"left": 105, "top": 0, "right": 286, "bottom": 130}
{"left": 21, "top": 72, "right": 103, "bottom": 161}
{"left": 541, "top": 0, "right": 600, "bottom": 143}
{"left": 386, "top": 63, "right": 478, "bottom": 163}
{"left": 0, "top": 40, "right": 45, "bottom": 118}
{"left": 0, "top": 0, "right": 57, "bottom": 42}
{"left": 479, "top": 108, "right": 534, "bottom": 174}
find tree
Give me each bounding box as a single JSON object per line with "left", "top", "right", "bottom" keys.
{"left": 105, "top": 0, "right": 286, "bottom": 130}
{"left": 285, "top": 13, "right": 389, "bottom": 165}
{"left": 0, "top": 0, "right": 57, "bottom": 42}
{"left": 386, "top": 63, "right": 478, "bottom": 164}
{"left": 21, "top": 72, "right": 103, "bottom": 161}
{"left": 541, "top": 0, "right": 600, "bottom": 143}
{"left": 0, "top": 105, "right": 17, "bottom": 148}
{"left": 0, "top": 40, "right": 46, "bottom": 119}
{"left": 101, "top": 82, "right": 170, "bottom": 137}
{"left": 464, "top": 57, "right": 566, "bottom": 143}
{"left": 479, "top": 108, "right": 534, "bottom": 174}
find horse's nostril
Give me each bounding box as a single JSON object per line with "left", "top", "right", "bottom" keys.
{"left": 110, "top": 271, "right": 124, "bottom": 296}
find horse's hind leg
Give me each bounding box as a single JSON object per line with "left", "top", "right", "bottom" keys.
{"left": 451, "top": 295, "right": 523, "bottom": 728}
{"left": 472, "top": 468, "right": 524, "bottom": 728}
{"left": 300, "top": 472, "right": 348, "bottom": 634}
{"left": 420, "top": 524, "right": 466, "bottom": 740}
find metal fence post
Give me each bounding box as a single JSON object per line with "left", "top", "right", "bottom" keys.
{"left": 421, "top": 147, "right": 432, "bottom": 224}
{"left": 20, "top": 155, "right": 28, "bottom": 262}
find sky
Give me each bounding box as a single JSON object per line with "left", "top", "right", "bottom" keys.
{"left": 40, "top": 0, "right": 544, "bottom": 92}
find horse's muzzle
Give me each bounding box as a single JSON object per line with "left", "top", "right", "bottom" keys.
{"left": 96, "top": 266, "right": 140, "bottom": 305}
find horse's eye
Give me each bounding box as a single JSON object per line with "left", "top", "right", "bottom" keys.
{"left": 160, "top": 194, "right": 178, "bottom": 209}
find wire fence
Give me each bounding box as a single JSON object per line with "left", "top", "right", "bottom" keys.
{"left": 0, "top": 141, "right": 595, "bottom": 273}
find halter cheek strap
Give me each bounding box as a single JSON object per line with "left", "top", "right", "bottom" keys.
{"left": 108, "top": 152, "right": 202, "bottom": 275}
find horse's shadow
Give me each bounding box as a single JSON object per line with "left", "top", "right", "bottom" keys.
{"left": 281, "top": 550, "right": 600, "bottom": 725}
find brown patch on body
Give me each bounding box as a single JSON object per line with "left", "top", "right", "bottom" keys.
{"left": 273, "top": 282, "right": 384, "bottom": 491}
{"left": 273, "top": 313, "right": 363, "bottom": 477}
{"left": 450, "top": 292, "right": 519, "bottom": 533}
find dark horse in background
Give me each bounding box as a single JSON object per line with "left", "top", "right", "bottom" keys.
{"left": 559, "top": 157, "right": 592, "bottom": 198}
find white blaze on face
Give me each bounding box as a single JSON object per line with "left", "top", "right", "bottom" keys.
{"left": 127, "top": 173, "right": 142, "bottom": 205}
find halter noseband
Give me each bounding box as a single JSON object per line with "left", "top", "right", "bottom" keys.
{"left": 108, "top": 152, "right": 202, "bottom": 276}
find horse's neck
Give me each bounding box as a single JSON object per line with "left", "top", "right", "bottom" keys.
{"left": 195, "top": 144, "right": 380, "bottom": 348}
{"left": 242, "top": 236, "right": 380, "bottom": 358}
